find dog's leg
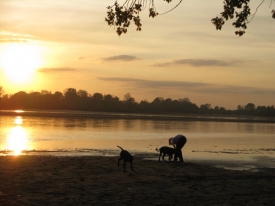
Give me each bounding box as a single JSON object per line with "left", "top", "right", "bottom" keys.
{"left": 159, "top": 152, "right": 162, "bottom": 162}
{"left": 162, "top": 153, "right": 166, "bottom": 162}
{"left": 130, "top": 162, "right": 134, "bottom": 171}
{"left": 122, "top": 160, "right": 126, "bottom": 172}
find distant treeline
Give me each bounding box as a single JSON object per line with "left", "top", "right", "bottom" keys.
{"left": 0, "top": 88, "right": 274, "bottom": 117}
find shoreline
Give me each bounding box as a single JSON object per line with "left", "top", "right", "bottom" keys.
{"left": 1, "top": 109, "right": 275, "bottom": 123}
{"left": 1, "top": 155, "right": 274, "bottom": 205}
{"left": 1, "top": 149, "right": 274, "bottom": 173}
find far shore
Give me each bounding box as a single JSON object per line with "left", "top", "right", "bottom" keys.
{"left": 1, "top": 109, "right": 275, "bottom": 123}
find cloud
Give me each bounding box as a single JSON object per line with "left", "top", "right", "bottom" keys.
{"left": 0, "top": 30, "right": 35, "bottom": 38}
{"left": 0, "top": 38, "right": 28, "bottom": 43}
{"left": 97, "top": 77, "right": 275, "bottom": 95}
{"left": 0, "top": 31, "right": 35, "bottom": 43}
{"left": 102, "top": 55, "right": 138, "bottom": 62}
{"left": 151, "top": 59, "right": 242, "bottom": 67}
{"left": 37, "top": 68, "right": 77, "bottom": 73}
{"left": 150, "top": 62, "right": 171, "bottom": 67}
{"left": 0, "top": 30, "right": 35, "bottom": 39}
{"left": 174, "top": 59, "right": 230, "bottom": 67}
{"left": 76, "top": 57, "right": 85, "bottom": 60}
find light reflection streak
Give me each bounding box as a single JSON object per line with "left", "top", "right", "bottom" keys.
{"left": 5, "top": 116, "right": 31, "bottom": 155}
{"left": 15, "top": 110, "right": 24, "bottom": 113}
{"left": 14, "top": 116, "right": 23, "bottom": 125}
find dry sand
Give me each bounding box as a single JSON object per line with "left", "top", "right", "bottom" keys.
{"left": 0, "top": 155, "right": 274, "bottom": 206}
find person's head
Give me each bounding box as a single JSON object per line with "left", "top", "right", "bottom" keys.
{"left": 169, "top": 137, "right": 173, "bottom": 145}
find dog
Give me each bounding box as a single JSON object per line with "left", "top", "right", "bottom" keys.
{"left": 117, "top": 145, "right": 134, "bottom": 172}
{"left": 156, "top": 146, "right": 176, "bottom": 162}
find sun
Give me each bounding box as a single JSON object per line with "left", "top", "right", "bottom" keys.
{"left": 0, "top": 44, "right": 43, "bottom": 83}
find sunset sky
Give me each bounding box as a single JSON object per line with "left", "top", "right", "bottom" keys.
{"left": 0, "top": 0, "right": 274, "bottom": 109}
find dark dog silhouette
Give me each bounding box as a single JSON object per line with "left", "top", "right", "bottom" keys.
{"left": 117, "top": 146, "right": 134, "bottom": 172}
{"left": 156, "top": 146, "right": 176, "bottom": 162}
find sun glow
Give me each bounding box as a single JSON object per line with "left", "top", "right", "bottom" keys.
{"left": 0, "top": 44, "right": 43, "bottom": 83}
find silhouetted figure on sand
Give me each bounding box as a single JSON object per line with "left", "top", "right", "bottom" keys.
{"left": 169, "top": 134, "right": 187, "bottom": 162}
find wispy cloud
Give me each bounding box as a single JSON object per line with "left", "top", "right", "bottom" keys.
{"left": 151, "top": 59, "right": 242, "bottom": 67}
{"left": 174, "top": 59, "right": 231, "bottom": 67}
{"left": 0, "top": 31, "right": 35, "bottom": 43}
{"left": 0, "top": 38, "right": 28, "bottom": 43}
{"left": 0, "top": 30, "right": 35, "bottom": 38}
{"left": 97, "top": 77, "right": 275, "bottom": 95}
{"left": 102, "top": 55, "right": 138, "bottom": 62}
{"left": 37, "top": 68, "right": 77, "bottom": 73}
{"left": 151, "top": 62, "right": 171, "bottom": 67}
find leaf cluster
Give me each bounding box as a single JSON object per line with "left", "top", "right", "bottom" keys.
{"left": 105, "top": 2, "right": 143, "bottom": 35}
{"left": 105, "top": 0, "right": 174, "bottom": 36}
{"left": 211, "top": 0, "right": 251, "bottom": 36}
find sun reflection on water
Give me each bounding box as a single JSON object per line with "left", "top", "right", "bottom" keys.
{"left": 14, "top": 116, "right": 23, "bottom": 125}
{"left": 15, "top": 110, "right": 24, "bottom": 113}
{"left": 5, "top": 116, "right": 31, "bottom": 155}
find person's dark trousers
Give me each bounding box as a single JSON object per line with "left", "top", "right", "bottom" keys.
{"left": 174, "top": 136, "right": 187, "bottom": 162}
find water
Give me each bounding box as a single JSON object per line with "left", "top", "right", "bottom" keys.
{"left": 0, "top": 111, "right": 275, "bottom": 171}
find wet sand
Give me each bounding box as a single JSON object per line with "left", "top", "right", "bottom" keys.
{"left": 0, "top": 155, "right": 274, "bottom": 205}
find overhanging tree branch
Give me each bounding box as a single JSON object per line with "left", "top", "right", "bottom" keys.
{"left": 105, "top": 0, "right": 275, "bottom": 36}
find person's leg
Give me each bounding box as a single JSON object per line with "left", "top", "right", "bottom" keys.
{"left": 174, "top": 149, "right": 180, "bottom": 161}
{"left": 176, "top": 136, "right": 187, "bottom": 162}
{"left": 178, "top": 150, "right": 183, "bottom": 162}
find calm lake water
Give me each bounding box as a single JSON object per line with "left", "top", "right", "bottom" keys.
{"left": 0, "top": 110, "right": 275, "bottom": 171}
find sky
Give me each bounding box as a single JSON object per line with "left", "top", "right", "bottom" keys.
{"left": 0, "top": 0, "right": 274, "bottom": 109}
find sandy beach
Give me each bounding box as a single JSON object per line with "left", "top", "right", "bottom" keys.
{"left": 0, "top": 155, "right": 274, "bottom": 206}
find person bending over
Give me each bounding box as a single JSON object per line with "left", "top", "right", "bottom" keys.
{"left": 169, "top": 134, "right": 187, "bottom": 162}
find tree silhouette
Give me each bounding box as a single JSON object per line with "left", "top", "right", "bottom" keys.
{"left": 77, "top": 90, "right": 89, "bottom": 110}
{"left": 0, "top": 86, "right": 274, "bottom": 117}
{"left": 245, "top": 103, "right": 255, "bottom": 110}
{"left": 64, "top": 88, "right": 78, "bottom": 109}
{"left": 123, "top": 93, "right": 136, "bottom": 112}
{"left": 200, "top": 103, "right": 212, "bottom": 114}
{"left": 91, "top": 93, "right": 104, "bottom": 111}
{"left": 0, "top": 86, "right": 3, "bottom": 97}
{"left": 106, "top": 0, "right": 274, "bottom": 36}
{"left": 10, "top": 91, "right": 28, "bottom": 108}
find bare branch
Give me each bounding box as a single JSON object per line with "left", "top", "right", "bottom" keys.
{"left": 248, "top": 0, "right": 265, "bottom": 23}
{"left": 269, "top": 0, "right": 273, "bottom": 8}
{"left": 159, "top": 0, "right": 183, "bottom": 15}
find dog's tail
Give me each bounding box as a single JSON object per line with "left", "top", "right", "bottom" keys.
{"left": 155, "top": 148, "right": 160, "bottom": 152}
{"left": 117, "top": 145, "right": 124, "bottom": 151}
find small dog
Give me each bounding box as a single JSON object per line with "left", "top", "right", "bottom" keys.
{"left": 156, "top": 146, "right": 176, "bottom": 162}
{"left": 117, "top": 146, "right": 134, "bottom": 172}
